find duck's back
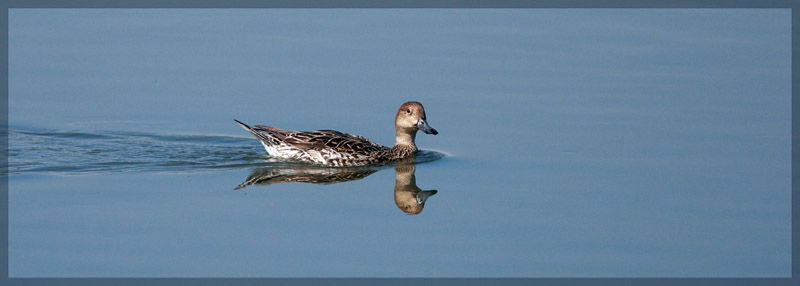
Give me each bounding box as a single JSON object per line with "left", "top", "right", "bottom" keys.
{"left": 255, "top": 125, "right": 391, "bottom": 166}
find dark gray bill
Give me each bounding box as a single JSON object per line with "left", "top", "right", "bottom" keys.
{"left": 416, "top": 190, "right": 438, "bottom": 205}
{"left": 417, "top": 117, "right": 438, "bottom": 135}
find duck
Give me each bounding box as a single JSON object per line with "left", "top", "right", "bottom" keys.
{"left": 234, "top": 101, "right": 438, "bottom": 167}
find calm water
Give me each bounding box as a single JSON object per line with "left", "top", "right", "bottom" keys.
{"left": 7, "top": 9, "right": 791, "bottom": 277}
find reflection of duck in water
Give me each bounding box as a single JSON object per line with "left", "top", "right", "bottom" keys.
{"left": 234, "top": 101, "right": 437, "bottom": 167}
{"left": 393, "top": 164, "right": 437, "bottom": 215}
{"left": 235, "top": 166, "right": 378, "bottom": 189}
{"left": 234, "top": 162, "right": 438, "bottom": 215}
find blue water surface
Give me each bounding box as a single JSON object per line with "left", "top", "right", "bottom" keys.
{"left": 7, "top": 9, "right": 791, "bottom": 277}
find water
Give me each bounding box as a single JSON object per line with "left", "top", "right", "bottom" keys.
{"left": 8, "top": 128, "right": 265, "bottom": 175}
{"left": 7, "top": 9, "right": 791, "bottom": 277}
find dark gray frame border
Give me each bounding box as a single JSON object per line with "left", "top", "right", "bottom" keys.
{"left": 1, "top": 0, "right": 796, "bottom": 285}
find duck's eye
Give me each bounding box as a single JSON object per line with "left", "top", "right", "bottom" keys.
{"left": 406, "top": 109, "right": 412, "bottom": 114}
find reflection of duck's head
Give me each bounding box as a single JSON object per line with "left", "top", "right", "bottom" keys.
{"left": 394, "top": 164, "right": 437, "bottom": 215}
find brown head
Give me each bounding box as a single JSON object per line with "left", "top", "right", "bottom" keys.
{"left": 394, "top": 101, "right": 438, "bottom": 148}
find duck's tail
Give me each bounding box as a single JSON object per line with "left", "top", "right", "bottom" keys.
{"left": 234, "top": 119, "right": 280, "bottom": 147}
{"left": 234, "top": 119, "right": 256, "bottom": 134}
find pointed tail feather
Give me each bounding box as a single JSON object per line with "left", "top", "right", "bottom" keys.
{"left": 234, "top": 119, "right": 278, "bottom": 147}
{"left": 234, "top": 119, "right": 256, "bottom": 134}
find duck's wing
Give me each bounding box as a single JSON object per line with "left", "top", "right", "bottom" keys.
{"left": 281, "top": 130, "right": 388, "bottom": 154}
{"left": 249, "top": 122, "right": 385, "bottom": 152}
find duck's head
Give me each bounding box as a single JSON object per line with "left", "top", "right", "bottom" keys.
{"left": 395, "top": 101, "right": 438, "bottom": 136}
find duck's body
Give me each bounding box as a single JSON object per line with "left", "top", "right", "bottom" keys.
{"left": 233, "top": 122, "right": 410, "bottom": 167}
{"left": 235, "top": 101, "right": 437, "bottom": 167}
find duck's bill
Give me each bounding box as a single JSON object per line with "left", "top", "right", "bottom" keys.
{"left": 416, "top": 190, "right": 438, "bottom": 205}
{"left": 417, "top": 118, "right": 438, "bottom": 135}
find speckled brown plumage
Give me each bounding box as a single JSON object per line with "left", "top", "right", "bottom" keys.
{"left": 235, "top": 101, "right": 438, "bottom": 167}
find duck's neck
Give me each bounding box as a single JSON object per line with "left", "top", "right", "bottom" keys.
{"left": 392, "top": 128, "right": 418, "bottom": 157}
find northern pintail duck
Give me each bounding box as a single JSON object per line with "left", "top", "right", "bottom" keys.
{"left": 235, "top": 101, "right": 438, "bottom": 167}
